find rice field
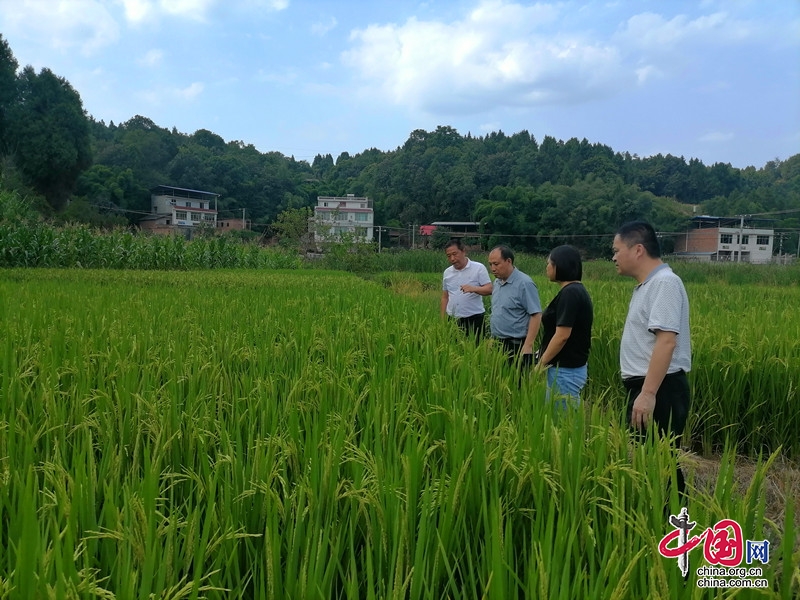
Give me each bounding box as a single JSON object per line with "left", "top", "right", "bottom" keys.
{"left": 0, "top": 267, "right": 798, "bottom": 599}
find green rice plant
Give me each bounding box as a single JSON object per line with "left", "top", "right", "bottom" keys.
{"left": 0, "top": 269, "right": 796, "bottom": 598}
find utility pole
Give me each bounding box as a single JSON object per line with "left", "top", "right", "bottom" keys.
{"left": 736, "top": 214, "right": 745, "bottom": 263}
{"left": 242, "top": 208, "right": 246, "bottom": 230}
{"left": 375, "top": 226, "right": 383, "bottom": 252}
{"left": 412, "top": 224, "right": 416, "bottom": 249}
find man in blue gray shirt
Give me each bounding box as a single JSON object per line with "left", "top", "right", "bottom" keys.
{"left": 488, "top": 245, "right": 542, "bottom": 365}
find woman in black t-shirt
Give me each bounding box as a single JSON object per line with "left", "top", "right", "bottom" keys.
{"left": 537, "top": 245, "right": 594, "bottom": 408}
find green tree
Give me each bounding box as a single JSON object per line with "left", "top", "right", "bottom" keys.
{"left": 7, "top": 66, "right": 92, "bottom": 210}
{"left": 0, "top": 35, "right": 18, "bottom": 156}
{"left": 55, "top": 197, "right": 127, "bottom": 229}
{"left": 0, "top": 189, "right": 37, "bottom": 224}
{"left": 272, "top": 206, "right": 313, "bottom": 250}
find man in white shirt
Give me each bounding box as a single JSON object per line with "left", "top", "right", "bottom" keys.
{"left": 613, "top": 220, "right": 691, "bottom": 497}
{"left": 441, "top": 238, "right": 492, "bottom": 338}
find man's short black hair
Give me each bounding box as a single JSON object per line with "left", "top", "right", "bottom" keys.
{"left": 617, "top": 221, "right": 661, "bottom": 258}
{"left": 445, "top": 238, "right": 465, "bottom": 251}
{"left": 490, "top": 245, "right": 515, "bottom": 264}
{"left": 548, "top": 245, "right": 583, "bottom": 281}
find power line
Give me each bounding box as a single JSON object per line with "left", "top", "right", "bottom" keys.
{"left": 738, "top": 208, "right": 800, "bottom": 217}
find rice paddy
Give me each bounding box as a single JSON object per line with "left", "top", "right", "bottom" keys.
{"left": 0, "top": 266, "right": 798, "bottom": 599}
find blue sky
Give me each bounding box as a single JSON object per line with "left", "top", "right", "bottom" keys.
{"left": 1, "top": 0, "right": 798, "bottom": 169}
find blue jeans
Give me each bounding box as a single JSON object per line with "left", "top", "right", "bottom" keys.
{"left": 546, "top": 364, "right": 588, "bottom": 411}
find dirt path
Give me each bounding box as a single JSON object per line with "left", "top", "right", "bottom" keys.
{"left": 682, "top": 451, "right": 800, "bottom": 545}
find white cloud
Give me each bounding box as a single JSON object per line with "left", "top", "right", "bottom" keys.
{"left": 312, "top": 16, "right": 338, "bottom": 36}
{"left": 616, "top": 11, "right": 742, "bottom": 52}
{"left": 121, "top": 0, "right": 216, "bottom": 23}
{"left": 140, "top": 81, "right": 204, "bottom": 105}
{"left": 267, "top": 0, "right": 289, "bottom": 9}
{"left": 1, "top": 0, "right": 120, "bottom": 55}
{"left": 120, "top": 0, "right": 153, "bottom": 23}
{"left": 138, "top": 49, "right": 164, "bottom": 67}
{"left": 635, "top": 64, "right": 661, "bottom": 84}
{"left": 697, "top": 80, "right": 731, "bottom": 93}
{"left": 698, "top": 131, "right": 735, "bottom": 143}
{"left": 614, "top": 8, "right": 782, "bottom": 56}
{"left": 177, "top": 81, "right": 204, "bottom": 100}
{"left": 120, "top": 0, "right": 288, "bottom": 24}
{"left": 255, "top": 68, "right": 298, "bottom": 86}
{"left": 159, "top": 0, "right": 218, "bottom": 21}
{"left": 340, "top": 0, "right": 800, "bottom": 119}
{"left": 342, "top": 0, "right": 624, "bottom": 115}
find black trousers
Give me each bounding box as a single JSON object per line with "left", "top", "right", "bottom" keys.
{"left": 455, "top": 313, "right": 486, "bottom": 340}
{"left": 497, "top": 337, "right": 533, "bottom": 369}
{"left": 623, "top": 370, "right": 690, "bottom": 498}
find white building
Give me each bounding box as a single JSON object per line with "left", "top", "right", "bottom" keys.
{"left": 140, "top": 185, "right": 219, "bottom": 236}
{"left": 312, "top": 195, "right": 374, "bottom": 242}
{"left": 674, "top": 216, "right": 774, "bottom": 263}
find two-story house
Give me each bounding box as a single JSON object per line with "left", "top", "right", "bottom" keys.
{"left": 674, "top": 216, "right": 774, "bottom": 263}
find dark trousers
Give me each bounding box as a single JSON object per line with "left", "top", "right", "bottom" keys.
{"left": 456, "top": 313, "right": 486, "bottom": 340}
{"left": 498, "top": 337, "right": 533, "bottom": 369}
{"left": 623, "top": 370, "right": 690, "bottom": 499}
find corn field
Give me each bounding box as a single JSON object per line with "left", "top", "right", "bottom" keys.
{"left": 0, "top": 222, "right": 302, "bottom": 270}
{"left": 1, "top": 267, "right": 798, "bottom": 599}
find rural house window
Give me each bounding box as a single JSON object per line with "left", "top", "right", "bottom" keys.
{"left": 176, "top": 211, "right": 187, "bottom": 220}
{"left": 720, "top": 233, "right": 733, "bottom": 244}
{"left": 185, "top": 202, "right": 191, "bottom": 207}
{"left": 741, "top": 235, "right": 749, "bottom": 245}
{"left": 191, "top": 212, "right": 201, "bottom": 222}
{"left": 757, "top": 235, "right": 770, "bottom": 245}
{"left": 355, "top": 213, "right": 368, "bottom": 222}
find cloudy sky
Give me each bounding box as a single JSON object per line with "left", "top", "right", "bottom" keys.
{"left": 1, "top": 0, "right": 798, "bottom": 168}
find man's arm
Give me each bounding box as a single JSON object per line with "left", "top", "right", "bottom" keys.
{"left": 440, "top": 290, "right": 449, "bottom": 318}
{"left": 538, "top": 325, "right": 572, "bottom": 366}
{"left": 522, "top": 313, "right": 542, "bottom": 355}
{"left": 630, "top": 329, "right": 677, "bottom": 428}
{"left": 461, "top": 282, "right": 493, "bottom": 296}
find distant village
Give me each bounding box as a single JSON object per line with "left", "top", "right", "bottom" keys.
{"left": 141, "top": 185, "right": 787, "bottom": 264}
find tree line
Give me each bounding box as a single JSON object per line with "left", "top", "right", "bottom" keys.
{"left": 2, "top": 34, "right": 799, "bottom": 257}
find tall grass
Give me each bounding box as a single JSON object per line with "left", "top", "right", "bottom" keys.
{"left": 0, "top": 269, "right": 796, "bottom": 598}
